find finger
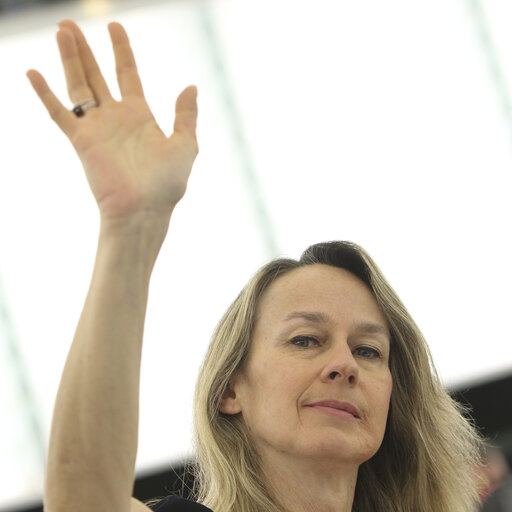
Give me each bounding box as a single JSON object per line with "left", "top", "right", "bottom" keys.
{"left": 108, "top": 22, "right": 144, "bottom": 98}
{"left": 26, "top": 69, "right": 76, "bottom": 136}
{"left": 58, "top": 19, "right": 113, "bottom": 103}
{"left": 174, "top": 86, "right": 198, "bottom": 142}
{"left": 57, "top": 28, "right": 96, "bottom": 105}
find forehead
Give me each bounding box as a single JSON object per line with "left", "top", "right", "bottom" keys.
{"left": 256, "top": 264, "right": 387, "bottom": 327}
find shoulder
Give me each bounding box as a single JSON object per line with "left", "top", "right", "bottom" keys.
{"left": 149, "top": 495, "right": 214, "bottom": 512}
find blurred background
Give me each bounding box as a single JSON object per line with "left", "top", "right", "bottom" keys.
{"left": 0, "top": 0, "right": 511, "bottom": 510}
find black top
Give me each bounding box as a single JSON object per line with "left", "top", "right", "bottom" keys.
{"left": 149, "top": 495, "right": 214, "bottom": 512}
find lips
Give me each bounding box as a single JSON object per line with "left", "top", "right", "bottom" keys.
{"left": 305, "top": 399, "right": 361, "bottom": 419}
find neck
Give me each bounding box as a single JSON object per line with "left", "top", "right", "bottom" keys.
{"left": 260, "top": 453, "right": 358, "bottom": 512}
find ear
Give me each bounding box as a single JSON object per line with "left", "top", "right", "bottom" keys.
{"left": 219, "top": 381, "right": 242, "bottom": 415}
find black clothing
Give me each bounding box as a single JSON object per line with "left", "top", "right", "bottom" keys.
{"left": 149, "top": 495, "right": 214, "bottom": 512}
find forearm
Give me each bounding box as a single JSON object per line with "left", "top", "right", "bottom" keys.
{"left": 45, "top": 215, "right": 170, "bottom": 512}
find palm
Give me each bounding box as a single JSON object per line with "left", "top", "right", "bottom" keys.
{"left": 71, "top": 97, "right": 195, "bottom": 217}
{"left": 27, "top": 20, "right": 198, "bottom": 221}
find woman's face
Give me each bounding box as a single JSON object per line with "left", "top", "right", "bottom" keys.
{"left": 221, "top": 264, "right": 393, "bottom": 467}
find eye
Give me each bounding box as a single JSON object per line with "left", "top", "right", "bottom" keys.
{"left": 290, "top": 335, "right": 320, "bottom": 348}
{"left": 354, "top": 345, "right": 382, "bottom": 359}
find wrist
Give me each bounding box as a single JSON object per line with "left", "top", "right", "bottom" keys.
{"left": 98, "top": 210, "right": 172, "bottom": 269}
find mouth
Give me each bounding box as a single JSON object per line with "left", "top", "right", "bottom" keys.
{"left": 305, "top": 400, "right": 361, "bottom": 419}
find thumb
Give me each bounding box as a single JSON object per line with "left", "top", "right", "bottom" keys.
{"left": 174, "top": 85, "right": 198, "bottom": 140}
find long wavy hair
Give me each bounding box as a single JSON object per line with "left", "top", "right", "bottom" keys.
{"left": 191, "top": 241, "right": 483, "bottom": 512}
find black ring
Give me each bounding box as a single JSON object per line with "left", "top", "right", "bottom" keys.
{"left": 71, "top": 99, "right": 97, "bottom": 118}
{"left": 72, "top": 106, "right": 85, "bottom": 117}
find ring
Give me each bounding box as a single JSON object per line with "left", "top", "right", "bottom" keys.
{"left": 72, "top": 99, "right": 98, "bottom": 117}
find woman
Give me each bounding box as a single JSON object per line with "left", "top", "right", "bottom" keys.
{"left": 27, "top": 20, "right": 483, "bottom": 512}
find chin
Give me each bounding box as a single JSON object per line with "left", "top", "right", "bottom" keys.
{"left": 304, "top": 431, "right": 382, "bottom": 464}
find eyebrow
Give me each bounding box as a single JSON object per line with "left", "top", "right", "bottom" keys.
{"left": 283, "top": 311, "right": 390, "bottom": 339}
{"left": 284, "top": 311, "right": 332, "bottom": 324}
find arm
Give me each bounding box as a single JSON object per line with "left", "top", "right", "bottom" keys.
{"left": 27, "top": 20, "right": 198, "bottom": 512}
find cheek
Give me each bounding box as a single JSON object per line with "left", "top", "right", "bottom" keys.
{"left": 242, "top": 359, "right": 308, "bottom": 423}
{"left": 251, "top": 362, "right": 301, "bottom": 404}
{"left": 359, "top": 375, "right": 393, "bottom": 457}
{"left": 373, "top": 376, "right": 393, "bottom": 425}
{"left": 362, "top": 370, "right": 392, "bottom": 419}
{"left": 240, "top": 369, "right": 291, "bottom": 442}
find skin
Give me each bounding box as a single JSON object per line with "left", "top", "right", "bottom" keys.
{"left": 221, "top": 264, "right": 393, "bottom": 512}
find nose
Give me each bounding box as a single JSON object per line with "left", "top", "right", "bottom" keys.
{"left": 320, "top": 342, "right": 359, "bottom": 385}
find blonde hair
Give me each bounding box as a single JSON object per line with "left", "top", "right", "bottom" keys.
{"left": 192, "top": 241, "right": 483, "bottom": 512}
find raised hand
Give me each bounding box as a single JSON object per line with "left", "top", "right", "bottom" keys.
{"left": 27, "top": 22, "right": 200, "bottom": 512}
{"left": 27, "top": 20, "right": 198, "bottom": 225}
